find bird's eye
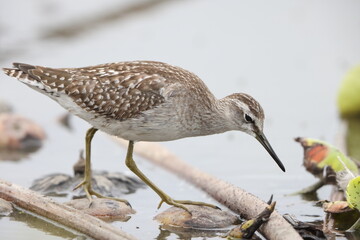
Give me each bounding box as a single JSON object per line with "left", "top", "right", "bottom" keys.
{"left": 244, "top": 114, "right": 253, "bottom": 123}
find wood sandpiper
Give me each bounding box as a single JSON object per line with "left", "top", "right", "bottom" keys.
{"left": 3, "top": 61, "right": 285, "bottom": 212}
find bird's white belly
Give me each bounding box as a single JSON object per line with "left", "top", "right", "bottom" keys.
{"left": 57, "top": 95, "right": 189, "bottom": 142}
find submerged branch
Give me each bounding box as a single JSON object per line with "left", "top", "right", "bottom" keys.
{"left": 113, "top": 138, "right": 302, "bottom": 240}
{"left": 0, "top": 179, "right": 137, "bottom": 240}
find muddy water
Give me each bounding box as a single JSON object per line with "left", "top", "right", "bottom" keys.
{"left": 1, "top": 0, "right": 360, "bottom": 239}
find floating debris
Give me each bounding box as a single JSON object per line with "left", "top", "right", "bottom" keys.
{"left": 296, "top": 137, "right": 358, "bottom": 177}
{"left": 338, "top": 174, "right": 360, "bottom": 231}
{"left": 283, "top": 214, "right": 326, "bottom": 240}
{"left": 0, "top": 113, "right": 46, "bottom": 151}
{"left": 30, "top": 150, "right": 145, "bottom": 198}
{"left": 321, "top": 201, "right": 360, "bottom": 234}
{"left": 293, "top": 137, "right": 358, "bottom": 194}
{"left": 0, "top": 113, "right": 46, "bottom": 160}
{"left": 65, "top": 198, "right": 135, "bottom": 221}
{"left": 226, "top": 201, "right": 276, "bottom": 239}
{"left": 154, "top": 205, "right": 239, "bottom": 229}
{"left": 319, "top": 155, "right": 360, "bottom": 231}
{"left": 322, "top": 200, "right": 352, "bottom": 214}
{"left": 30, "top": 174, "right": 73, "bottom": 196}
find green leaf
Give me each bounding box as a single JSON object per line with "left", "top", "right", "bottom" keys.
{"left": 346, "top": 176, "right": 360, "bottom": 211}
{"left": 301, "top": 138, "right": 359, "bottom": 174}
{"left": 338, "top": 65, "right": 360, "bottom": 116}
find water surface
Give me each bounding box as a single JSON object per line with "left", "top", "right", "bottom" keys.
{"left": 1, "top": 0, "right": 360, "bottom": 239}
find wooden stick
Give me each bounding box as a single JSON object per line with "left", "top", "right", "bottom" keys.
{"left": 0, "top": 179, "right": 137, "bottom": 240}
{"left": 113, "top": 138, "right": 302, "bottom": 240}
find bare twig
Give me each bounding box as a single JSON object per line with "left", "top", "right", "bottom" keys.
{"left": 0, "top": 179, "right": 137, "bottom": 240}
{"left": 113, "top": 138, "right": 302, "bottom": 240}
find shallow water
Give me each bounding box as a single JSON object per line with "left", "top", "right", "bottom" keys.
{"left": 1, "top": 0, "right": 360, "bottom": 239}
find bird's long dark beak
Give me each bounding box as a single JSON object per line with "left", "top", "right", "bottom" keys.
{"left": 256, "top": 133, "right": 285, "bottom": 172}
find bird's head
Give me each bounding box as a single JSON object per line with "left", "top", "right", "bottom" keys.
{"left": 221, "top": 93, "right": 285, "bottom": 172}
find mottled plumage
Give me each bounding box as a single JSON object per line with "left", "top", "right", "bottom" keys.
{"left": 5, "top": 62, "right": 188, "bottom": 120}
{"left": 3, "top": 61, "right": 262, "bottom": 142}
{"left": 3, "top": 60, "right": 285, "bottom": 212}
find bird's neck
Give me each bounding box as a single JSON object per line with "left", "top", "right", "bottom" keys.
{"left": 190, "top": 97, "right": 235, "bottom": 136}
{"left": 213, "top": 97, "right": 240, "bottom": 132}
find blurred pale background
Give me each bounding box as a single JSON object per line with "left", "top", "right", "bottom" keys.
{"left": 0, "top": 0, "right": 360, "bottom": 239}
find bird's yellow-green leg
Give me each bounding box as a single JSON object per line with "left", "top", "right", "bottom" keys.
{"left": 125, "top": 140, "right": 219, "bottom": 213}
{"left": 74, "top": 127, "right": 130, "bottom": 206}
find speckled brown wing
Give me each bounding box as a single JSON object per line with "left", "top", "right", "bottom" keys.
{"left": 3, "top": 62, "right": 168, "bottom": 121}
{"left": 3, "top": 63, "right": 73, "bottom": 96}
{"left": 64, "top": 64, "right": 167, "bottom": 121}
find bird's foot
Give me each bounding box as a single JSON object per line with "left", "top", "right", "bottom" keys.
{"left": 73, "top": 180, "right": 131, "bottom": 207}
{"left": 157, "top": 195, "right": 220, "bottom": 214}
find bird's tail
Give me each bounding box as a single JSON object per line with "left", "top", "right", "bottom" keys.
{"left": 3, "top": 63, "right": 43, "bottom": 87}
{"left": 3, "top": 63, "right": 70, "bottom": 95}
